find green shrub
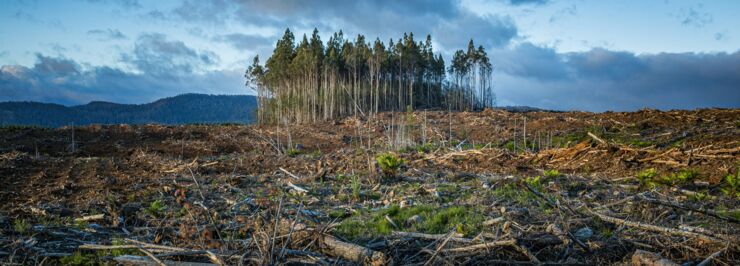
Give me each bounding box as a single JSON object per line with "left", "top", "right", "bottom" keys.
{"left": 636, "top": 168, "right": 659, "bottom": 188}
{"left": 376, "top": 153, "right": 404, "bottom": 178}
{"left": 721, "top": 170, "right": 740, "bottom": 199}
{"left": 336, "top": 205, "right": 484, "bottom": 240}
{"left": 13, "top": 219, "right": 31, "bottom": 234}
{"left": 543, "top": 169, "right": 561, "bottom": 178}
{"left": 657, "top": 169, "right": 698, "bottom": 186}
{"left": 286, "top": 148, "right": 301, "bottom": 157}
{"left": 638, "top": 168, "right": 700, "bottom": 188}
{"left": 145, "top": 200, "right": 166, "bottom": 218}
{"left": 350, "top": 175, "right": 361, "bottom": 200}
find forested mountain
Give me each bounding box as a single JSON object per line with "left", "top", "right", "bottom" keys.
{"left": 246, "top": 28, "right": 496, "bottom": 124}
{"left": 0, "top": 94, "right": 256, "bottom": 127}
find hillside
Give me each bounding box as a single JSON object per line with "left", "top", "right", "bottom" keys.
{"left": 0, "top": 94, "right": 257, "bottom": 127}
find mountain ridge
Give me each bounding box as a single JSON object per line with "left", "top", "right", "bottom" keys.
{"left": 0, "top": 94, "right": 257, "bottom": 127}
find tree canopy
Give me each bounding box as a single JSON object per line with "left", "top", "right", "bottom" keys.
{"left": 246, "top": 28, "right": 495, "bottom": 124}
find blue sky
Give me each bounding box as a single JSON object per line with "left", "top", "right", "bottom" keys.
{"left": 1, "top": 0, "right": 738, "bottom": 111}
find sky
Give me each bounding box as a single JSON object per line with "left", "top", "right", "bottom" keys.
{"left": 0, "top": 0, "right": 738, "bottom": 111}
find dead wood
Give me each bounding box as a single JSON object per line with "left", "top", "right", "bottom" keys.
{"left": 588, "top": 210, "right": 725, "bottom": 243}
{"left": 277, "top": 219, "right": 387, "bottom": 266}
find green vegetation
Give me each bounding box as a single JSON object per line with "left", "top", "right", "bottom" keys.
{"left": 400, "top": 143, "right": 435, "bottom": 154}
{"left": 493, "top": 183, "right": 538, "bottom": 205}
{"left": 636, "top": 168, "right": 659, "bottom": 188}
{"left": 144, "top": 199, "right": 167, "bottom": 218}
{"left": 376, "top": 153, "right": 404, "bottom": 178}
{"left": 13, "top": 219, "right": 31, "bottom": 234}
{"left": 350, "top": 175, "right": 361, "bottom": 200}
{"left": 657, "top": 169, "right": 698, "bottom": 186}
{"left": 336, "top": 204, "right": 485, "bottom": 240}
{"left": 286, "top": 148, "right": 301, "bottom": 157}
{"left": 629, "top": 139, "right": 653, "bottom": 148}
{"left": 721, "top": 168, "right": 740, "bottom": 199}
{"left": 543, "top": 169, "right": 562, "bottom": 179}
{"left": 637, "top": 168, "right": 700, "bottom": 188}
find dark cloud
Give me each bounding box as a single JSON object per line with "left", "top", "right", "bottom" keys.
{"left": 493, "top": 43, "right": 740, "bottom": 111}
{"left": 213, "top": 33, "right": 275, "bottom": 50}
{"left": 0, "top": 54, "right": 245, "bottom": 105}
{"left": 173, "top": 0, "right": 232, "bottom": 25}
{"left": 122, "top": 33, "right": 219, "bottom": 76}
{"left": 492, "top": 43, "right": 569, "bottom": 81}
{"left": 508, "top": 0, "right": 549, "bottom": 6}
{"left": 434, "top": 12, "right": 518, "bottom": 50}
{"left": 87, "top": 29, "right": 127, "bottom": 40}
{"left": 167, "top": 0, "right": 516, "bottom": 53}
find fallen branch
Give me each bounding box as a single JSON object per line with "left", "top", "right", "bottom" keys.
{"left": 587, "top": 132, "right": 606, "bottom": 145}
{"left": 74, "top": 214, "right": 105, "bottom": 223}
{"left": 443, "top": 239, "right": 517, "bottom": 253}
{"left": 588, "top": 210, "right": 724, "bottom": 243}
{"left": 279, "top": 167, "right": 301, "bottom": 180}
{"left": 637, "top": 194, "right": 740, "bottom": 224}
{"left": 390, "top": 231, "right": 471, "bottom": 243}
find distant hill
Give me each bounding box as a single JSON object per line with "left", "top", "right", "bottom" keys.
{"left": 0, "top": 94, "right": 257, "bottom": 127}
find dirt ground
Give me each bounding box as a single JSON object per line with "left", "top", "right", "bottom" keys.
{"left": 0, "top": 108, "right": 738, "bottom": 265}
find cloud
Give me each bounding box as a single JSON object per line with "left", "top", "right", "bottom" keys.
{"left": 87, "top": 29, "right": 127, "bottom": 40}
{"left": 85, "top": 0, "right": 142, "bottom": 9}
{"left": 0, "top": 54, "right": 246, "bottom": 105}
{"left": 677, "top": 6, "right": 713, "bottom": 28}
{"left": 166, "top": 0, "right": 517, "bottom": 53}
{"left": 507, "top": 0, "right": 549, "bottom": 6}
{"left": 493, "top": 43, "right": 740, "bottom": 111}
{"left": 122, "top": 33, "right": 219, "bottom": 76}
{"left": 212, "top": 33, "right": 275, "bottom": 50}
{"left": 173, "top": 0, "right": 233, "bottom": 25}
{"left": 714, "top": 32, "right": 728, "bottom": 41}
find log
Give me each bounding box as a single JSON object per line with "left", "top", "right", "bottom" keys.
{"left": 631, "top": 250, "right": 678, "bottom": 266}
{"left": 278, "top": 219, "right": 386, "bottom": 266}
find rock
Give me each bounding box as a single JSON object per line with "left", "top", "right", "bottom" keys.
{"left": 574, "top": 227, "right": 593, "bottom": 240}
{"left": 406, "top": 215, "right": 422, "bottom": 226}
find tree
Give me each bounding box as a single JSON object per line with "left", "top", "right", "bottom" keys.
{"left": 248, "top": 29, "right": 495, "bottom": 124}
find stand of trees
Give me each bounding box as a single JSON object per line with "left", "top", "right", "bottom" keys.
{"left": 246, "top": 28, "right": 495, "bottom": 124}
